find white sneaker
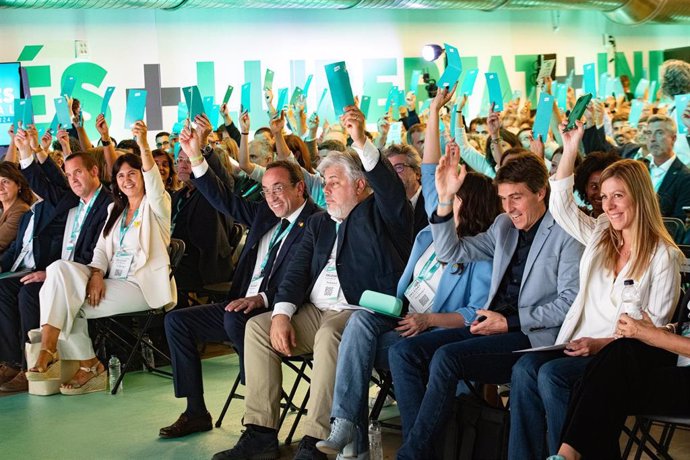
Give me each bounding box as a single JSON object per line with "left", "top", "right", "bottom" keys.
{"left": 316, "top": 418, "right": 356, "bottom": 455}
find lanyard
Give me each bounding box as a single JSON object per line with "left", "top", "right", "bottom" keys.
{"left": 69, "top": 186, "right": 102, "bottom": 244}
{"left": 416, "top": 251, "right": 441, "bottom": 281}
{"left": 118, "top": 206, "right": 140, "bottom": 250}
{"left": 258, "top": 219, "right": 295, "bottom": 274}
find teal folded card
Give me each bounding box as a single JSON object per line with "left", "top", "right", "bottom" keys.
{"left": 675, "top": 94, "right": 689, "bottom": 135}
{"left": 437, "top": 43, "right": 462, "bottom": 89}
{"left": 276, "top": 88, "right": 288, "bottom": 112}
{"left": 409, "top": 70, "right": 422, "bottom": 95}
{"left": 182, "top": 86, "right": 205, "bottom": 120}
{"left": 124, "top": 89, "right": 147, "bottom": 129}
{"left": 360, "top": 95, "right": 371, "bottom": 120}
{"left": 263, "top": 69, "right": 274, "bottom": 91}
{"left": 628, "top": 99, "right": 644, "bottom": 128}
{"left": 100, "top": 86, "right": 115, "bottom": 115}
{"left": 583, "top": 63, "right": 596, "bottom": 96}
{"left": 325, "top": 61, "right": 355, "bottom": 118}
{"left": 532, "top": 93, "right": 554, "bottom": 141}
{"left": 241, "top": 82, "right": 251, "bottom": 114}
{"left": 222, "top": 85, "right": 234, "bottom": 105}
{"left": 485, "top": 72, "right": 504, "bottom": 111}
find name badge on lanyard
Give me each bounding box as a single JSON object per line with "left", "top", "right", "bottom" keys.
{"left": 111, "top": 206, "right": 139, "bottom": 280}
{"left": 405, "top": 251, "right": 441, "bottom": 313}
{"left": 66, "top": 187, "right": 102, "bottom": 259}
{"left": 321, "top": 260, "right": 341, "bottom": 301}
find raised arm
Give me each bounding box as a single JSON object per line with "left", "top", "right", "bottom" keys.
{"left": 271, "top": 110, "right": 292, "bottom": 161}
{"left": 237, "top": 112, "right": 256, "bottom": 175}
{"left": 423, "top": 84, "right": 456, "bottom": 165}
{"left": 95, "top": 114, "right": 119, "bottom": 181}
{"left": 220, "top": 103, "right": 242, "bottom": 147}
{"left": 487, "top": 105, "right": 504, "bottom": 166}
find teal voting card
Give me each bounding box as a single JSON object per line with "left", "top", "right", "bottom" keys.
{"left": 565, "top": 69, "right": 575, "bottom": 89}
{"left": 264, "top": 69, "right": 274, "bottom": 91}
{"left": 177, "top": 102, "right": 188, "bottom": 122}
{"left": 360, "top": 95, "right": 371, "bottom": 120}
{"left": 599, "top": 73, "right": 609, "bottom": 99}
{"left": 124, "top": 89, "right": 147, "bottom": 129}
{"left": 49, "top": 114, "right": 58, "bottom": 133}
{"left": 409, "top": 70, "right": 422, "bottom": 95}
{"left": 290, "top": 87, "right": 303, "bottom": 107}
{"left": 532, "top": 93, "right": 554, "bottom": 141}
{"left": 324, "top": 61, "right": 355, "bottom": 117}
{"left": 398, "top": 89, "right": 406, "bottom": 109}
{"left": 634, "top": 79, "right": 649, "bottom": 99}
{"left": 317, "top": 88, "right": 329, "bottom": 114}
{"left": 61, "top": 76, "right": 76, "bottom": 98}
{"left": 485, "top": 72, "right": 504, "bottom": 111}
{"left": 675, "top": 94, "right": 689, "bottom": 135}
{"left": 54, "top": 97, "right": 72, "bottom": 127}
{"left": 182, "top": 86, "right": 205, "bottom": 119}
{"left": 583, "top": 64, "right": 596, "bottom": 95}
{"left": 460, "top": 69, "right": 479, "bottom": 96}
{"left": 613, "top": 78, "right": 625, "bottom": 99}
{"left": 303, "top": 75, "right": 313, "bottom": 97}
{"left": 512, "top": 90, "right": 522, "bottom": 100}
{"left": 241, "top": 83, "right": 251, "bottom": 114}
{"left": 276, "top": 88, "right": 288, "bottom": 111}
{"left": 23, "top": 97, "right": 34, "bottom": 126}
{"left": 222, "top": 85, "right": 234, "bottom": 105}
{"left": 628, "top": 100, "right": 644, "bottom": 128}
{"left": 385, "top": 86, "right": 398, "bottom": 113}
{"left": 388, "top": 121, "right": 402, "bottom": 144}
{"left": 13, "top": 99, "right": 25, "bottom": 127}
{"left": 100, "top": 86, "right": 115, "bottom": 115}
{"left": 555, "top": 84, "right": 567, "bottom": 111}
{"left": 203, "top": 96, "right": 215, "bottom": 116}
{"left": 649, "top": 81, "right": 658, "bottom": 102}
{"left": 171, "top": 121, "right": 184, "bottom": 135}
{"left": 437, "top": 44, "right": 462, "bottom": 89}
{"left": 450, "top": 106, "right": 457, "bottom": 138}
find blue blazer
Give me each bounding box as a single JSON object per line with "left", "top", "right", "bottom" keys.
{"left": 396, "top": 226, "right": 492, "bottom": 323}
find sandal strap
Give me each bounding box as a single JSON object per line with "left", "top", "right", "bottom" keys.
{"left": 79, "top": 363, "right": 103, "bottom": 375}
{"left": 40, "top": 348, "right": 59, "bottom": 361}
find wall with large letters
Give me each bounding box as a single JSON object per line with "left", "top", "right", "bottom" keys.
{"left": 0, "top": 7, "right": 688, "bottom": 143}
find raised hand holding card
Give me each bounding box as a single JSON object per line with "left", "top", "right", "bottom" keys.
{"left": 324, "top": 61, "right": 355, "bottom": 118}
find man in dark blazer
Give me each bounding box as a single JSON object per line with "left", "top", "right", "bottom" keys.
{"left": 213, "top": 106, "right": 413, "bottom": 460}
{"left": 647, "top": 115, "right": 690, "bottom": 221}
{"left": 160, "top": 123, "right": 320, "bottom": 439}
{"left": 0, "top": 129, "right": 110, "bottom": 392}
{"left": 385, "top": 144, "right": 427, "bottom": 237}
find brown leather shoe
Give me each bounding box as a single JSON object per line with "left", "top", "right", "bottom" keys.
{"left": 0, "top": 371, "right": 28, "bottom": 392}
{"left": 0, "top": 363, "right": 20, "bottom": 386}
{"left": 159, "top": 412, "right": 212, "bottom": 438}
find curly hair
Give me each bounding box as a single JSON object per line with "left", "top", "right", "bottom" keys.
{"left": 574, "top": 151, "right": 621, "bottom": 205}
{"left": 484, "top": 129, "right": 520, "bottom": 168}
{"left": 660, "top": 59, "right": 690, "bottom": 97}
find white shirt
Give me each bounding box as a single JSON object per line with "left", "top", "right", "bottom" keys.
{"left": 61, "top": 186, "right": 103, "bottom": 261}
{"left": 409, "top": 186, "right": 422, "bottom": 211}
{"left": 650, "top": 154, "right": 676, "bottom": 192}
{"left": 11, "top": 200, "right": 41, "bottom": 272}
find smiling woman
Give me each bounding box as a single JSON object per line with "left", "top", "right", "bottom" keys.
{"left": 0, "top": 162, "right": 34, "bottom": 254}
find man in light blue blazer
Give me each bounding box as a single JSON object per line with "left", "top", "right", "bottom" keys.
{"left": 390, "top": 152, "right": 584, "bottom": 460}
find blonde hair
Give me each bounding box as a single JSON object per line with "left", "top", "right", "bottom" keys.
{"left": 596, "top": 159, "right": 678, "bottom": 279}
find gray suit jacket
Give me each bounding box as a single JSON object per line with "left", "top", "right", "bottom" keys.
{"left": 430, "top": 210, "right": 583, "bottom": 347}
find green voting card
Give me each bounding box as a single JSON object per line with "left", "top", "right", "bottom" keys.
{"left": 437, "top": 44, "right": 462, "bottom": 89}
{"left": 182, "top": 86, "right": 205, "bottom": 120}
{"left": 460, "top": 69, "right": 479, "bottom": 96}
{"left": 583, "top": 64, "right": 596, "bottom": 96}
{"left": 124, "top": 89, "right": 148, "bottom": 129}
{"left": 13, "top": 99, "right": 25, "bottom": 127}
{"left": 100, "top": 86, "right": 115, "bottom": 115}
{"left": 276, "top": 88, "right": 288, "bottom": 111}
{"left": 61, "top": 75, "right": 76, "bottom": 98}
{"left": 54, "top": 97, "right": 72, "bottom": 127}
{"left": 649, "top": 81, "right": 658, "bottom": 103}
{"left": 409, "top": 70, "right": 422, "bottom": 95}
{"left": 49, "top": 114, "right": 58, "bottom": 133}
{"left": 676, "top": 94, "right": 689, "bottom": 135}
{"left": 533, "top": 93, "right": 554, "bottom": 141}
{"left": 324, "top": 61, "right": 355, "bottom": 117}
{"left": 290, "top": 87, "right": 303, "bottom": 107}
{"left": 316, "top": 88, "right": 329, "bottom": 114}
{"left": 264, "top": 69, "right": 274, "bottom": 91}
{"left": 485, "top": 72, "right": 504, "bottom": 111}
{"left": 360, "top": 95, "right": 371, "bottom": 120}
{"left": 241, "top": 82, "right": 251, "bottom": 114}
{"left": 385, "top": 86, "right": 398, "bottom": 113}
{"left": 222, "top": 85, "right": 234, "bottom": 105}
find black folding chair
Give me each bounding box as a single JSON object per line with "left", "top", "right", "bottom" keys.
{"left": 664, "top": 217, "right": 686, "bottom": 244}
{"left": 93, "top": 238, "right": 186, "bottom": 394}
{"left": 369, "top": 368, "right": 401, "bottom": 431}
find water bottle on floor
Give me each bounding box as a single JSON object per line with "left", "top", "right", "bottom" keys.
{"left": 621, "top": 279, "right": 643, "bottom": 320}
{"left": 369, "top": 420, "right": 383, "bottom": 460}
{"left": 141, "top": 334, "right": 155, "bottom": 371}
{"left": 108, "top": 355, "right": 123, "bottom": 394}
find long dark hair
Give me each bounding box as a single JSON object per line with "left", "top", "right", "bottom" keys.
{"left": 103, "top": 153, "right": 143, "bottom": 237}
{"left": 456, "top": 172, "right": 501, "bottom": 238}
{"left": 0, "top": 162, "right": 35, "bottom": 209}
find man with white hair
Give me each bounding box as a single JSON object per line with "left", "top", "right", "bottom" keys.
{"left": 212, "top": 105, "right": 414, "bottom": 460}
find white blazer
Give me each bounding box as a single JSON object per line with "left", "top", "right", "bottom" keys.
{"left": 550, "top": 175, "right": 681, "bottom": 343}
{"left": 90, "top": 164, "right": 176, "bottom": 310}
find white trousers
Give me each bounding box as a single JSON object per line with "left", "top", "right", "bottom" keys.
{"left": 38, "top": 260, "right": 150, "bottom": 360}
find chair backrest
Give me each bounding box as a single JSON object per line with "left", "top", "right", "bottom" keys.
{"left": 663, "top": 217, "right": 686, "bottom": 244}
{"left": 168, "top": 238, "right": 186, "bottom": 279}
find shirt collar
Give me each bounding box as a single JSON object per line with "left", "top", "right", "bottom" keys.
{"left": 650, "top": 154, "right": 676, "bottom": 174}
{"left": 519, "top": 212, "right": 545, "bottom": 243}
{"left": 409, "top": 186, "right": 422, "bottom": 209}
{"left": 80, "top": 185, "right": 103, "bottom": 206}
{"left": 284, "top": 201, "right": 307, "bottom": 225}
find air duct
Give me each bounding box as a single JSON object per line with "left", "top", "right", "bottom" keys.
{"left": 0, "top": 0, "right": 688, "bottom": 24}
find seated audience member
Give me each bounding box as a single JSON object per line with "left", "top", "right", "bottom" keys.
{"left": 509, "top": 120, "right": 681, "bottom": 459}
{"left": 0, "top": 124, "right": 112, "bottom": 391}
{"left": 26, "top": 121, "right": 175, "bottom": 395}
{"left": 645, "top": 114, "right": 690, "bottom": 221}
{"left": 313, "top": 139, "right": 346, "bottom": 169}
{"left": 389, "top": 148, "right": 583, "bottom": 460}
{"left": 155, "top": 131, "right": 171, "bottom": 154}
{"left": 158, "top": 120, "right": 320, "bottom": 438}
{"left": 469, "top": 116, "right": 488, "bottom": 135}
{"left": 213, "top": 105, "right": 413, "bottom": 460}
{"left": 573, "top": 150, "right": 620, "bottom": 217}
{"left": 0, "top": 163, "right": 33, "bottom": 254}
{"left": 317, "top": 87, "right": 499, "bottom": 459}
{"left": 153, "top": 149, "right": 179, "bottom": 194}
{"left": 385, "top": 144, "right": 427, "bottom": 237}
{"left": 170, "top": 147, "right": 234, "bottom": 307}
{"left": 552, "top": 317, "right": 690, "bottom": 459}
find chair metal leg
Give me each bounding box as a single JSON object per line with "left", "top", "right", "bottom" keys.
{"left": 111, "top": 312, "right": 155, "bottom": 394}
{"left": 622, "top": 418, "right": 643, "bottom": 458}
{"left": 278, "top": 359, "right": 310, "bottom": 431}
{"left": 286, "top": 387, "right": 310, "bottom": 446}
{"left": 216, "top": 371, "right": 243, "bottom": 428}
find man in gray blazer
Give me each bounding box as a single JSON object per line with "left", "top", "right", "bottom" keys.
{"left": 389, "top": 152, "right": 583, "bottom": 460}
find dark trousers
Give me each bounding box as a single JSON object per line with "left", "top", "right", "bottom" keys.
{"left": 164, "top": 301, "right": 268, "bottom": 401}
{"left": 562, "top": 338, "right": 690, "bottom": 458}
{"left": 0, "top": 278, "right": 43, "bottom": 369}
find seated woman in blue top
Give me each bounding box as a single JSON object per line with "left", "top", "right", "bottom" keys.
{"left": 316, "top": 86, "right": 500, "bottom": 459}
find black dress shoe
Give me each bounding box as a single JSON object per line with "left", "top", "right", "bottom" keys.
{"left": 159, "top": 412, "right": 213, "bottom": 438}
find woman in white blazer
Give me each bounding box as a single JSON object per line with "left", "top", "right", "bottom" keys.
{"left": 508, "top": 120, "right": 682, "bottom": 459}
{"left": 26, "top": 120, "right": 175, "bottom": 395}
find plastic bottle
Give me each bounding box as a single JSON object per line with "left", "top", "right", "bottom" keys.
{"left": 368, "top": 420, "right": 383, "bottom": 460}
{"left": 108, "top": 355, "right": 123, "bottom": 394}
{"left": 141, "top": 334, "right": 155, "bottom": 371}
{"left": 622, "top": 279, "right": 643, "bottom": 320}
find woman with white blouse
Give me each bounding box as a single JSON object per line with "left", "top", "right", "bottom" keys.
{"left": 26, "top": 121, "right": 176, "bottom": 395}
{"left": 507, "top": 119, "right": 682, "bottom": 459}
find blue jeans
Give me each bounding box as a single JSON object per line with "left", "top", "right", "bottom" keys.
{"left": 508, "top": 352, "right": 592, "bottom": 459}
{"left": 330, "top": 311, "right": 401, "bottom": 453}
{"left": 389, "top": 328, "right": 530, "bottom": 460}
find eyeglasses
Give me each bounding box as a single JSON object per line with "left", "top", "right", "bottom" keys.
{"left": 392, "top": 163, "right": 413, "bottom": 173}
{"left": 156, "top": 141, "right": 170, "bottom": 148}
{"left": 261, "top": 183, "right": 291, "bottom": 198}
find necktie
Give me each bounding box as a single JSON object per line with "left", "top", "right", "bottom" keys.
{"left": 262, "top": 219, "right": 290, "bottom": 279}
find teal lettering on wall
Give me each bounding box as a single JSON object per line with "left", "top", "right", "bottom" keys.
{"left": 514, "top": 54, "right": 539, "bottom": 105}
{"left": 197, "top": 61, "right": 216, "bottom": 100}
{"left": 363, "top": 58, "right": 397, "bottom": 122}
{"left": 62, "top": 63, "right": 108, "bottom": 140}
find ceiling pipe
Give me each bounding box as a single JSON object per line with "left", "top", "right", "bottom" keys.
{"left": 0, "top": 0, "right": 688, "bottom": 24}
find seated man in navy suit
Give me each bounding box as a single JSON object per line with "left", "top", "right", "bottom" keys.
{"left": 0, "top": 126, "right": 110, "bottom": 392}
{"left": 211, "top": 106, "right": 413, "bottom": 460}
{"left": 159, "top": 115, "right": 320, "bottom": 438}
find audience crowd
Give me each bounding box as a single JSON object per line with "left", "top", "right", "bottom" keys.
{"left": 1, "top": 57, "right": 690, "bottom": 460}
